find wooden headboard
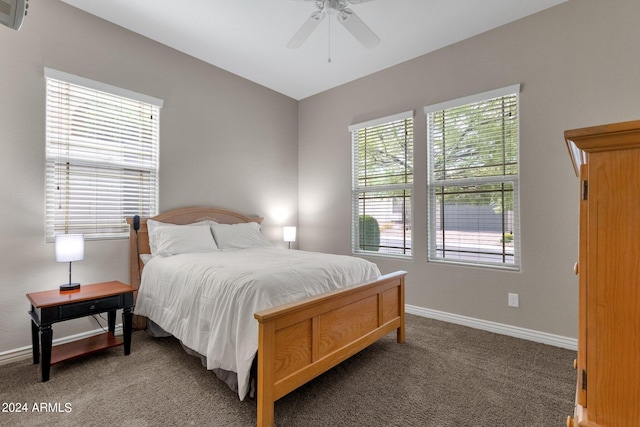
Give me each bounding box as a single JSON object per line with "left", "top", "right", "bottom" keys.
{"left": 126, "top": 206, "right": 263, "bottom": 292}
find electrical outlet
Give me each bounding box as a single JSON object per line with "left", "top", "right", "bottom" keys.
{"left": 508, "top": 293, "right": 519, "bottom": 308}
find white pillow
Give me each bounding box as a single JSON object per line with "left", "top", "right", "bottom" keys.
{"left": 211, "top": 222, "right": 273, "bottom": 250}
{"left": 146, "top": 219, "right": 163, "bottom": 254}
{"left": 154, "top": 224, "right": 218, "bottom": 256}
{"left": 147, "top": 219, "right": 217, "bottom": 255}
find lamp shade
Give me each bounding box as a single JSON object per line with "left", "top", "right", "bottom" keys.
{"left": 55, "top": 234, "right": 85, "bottom": 263}
{"left": 283, "top": 226, "right": 297, "bottom": 243}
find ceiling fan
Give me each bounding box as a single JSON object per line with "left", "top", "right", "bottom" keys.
{"left": 287, "top": 0, "right": 380, "bottom": 49}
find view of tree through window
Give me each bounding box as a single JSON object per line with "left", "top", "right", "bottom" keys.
{"left": 426, "top": 86, "right": 520, "bottom": 269}
{"left": 350, "top": 111, "right": 413, "bottom": 257}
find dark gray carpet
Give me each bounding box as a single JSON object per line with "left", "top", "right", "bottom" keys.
{"left": 0, "top": 315, "right": 576, "bottom": 426}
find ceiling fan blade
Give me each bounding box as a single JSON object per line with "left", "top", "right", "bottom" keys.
{"left": 337, "top": 8, "right": 380, "bottom": 48}
{"left": 287, "top": 11, "right": 326, "bottom": 49}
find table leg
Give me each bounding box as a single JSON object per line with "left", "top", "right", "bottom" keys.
{"left": 123, "top": 307, "right": 132, "bottom": 356}
{"left": 107, "top": 310, "right": 116, "bottom": 335}
{"left": 40, "top": 325, "right": 52, "bottom": 382}
{"left": 31, "top": 317, "right": 40, "bottom": 365}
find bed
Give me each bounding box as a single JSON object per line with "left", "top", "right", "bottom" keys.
{"left": 126, "top": 206, "right": 406, "bottom": 427}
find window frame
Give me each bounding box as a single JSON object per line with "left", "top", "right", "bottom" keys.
{"left": 44, "top": 68, "right": 163, "bottom": 242}
{"left": 424, "top": 85, "right": 521, "bottom": 270}
{"left": 349, "top": 110, "right": 414, "bottom": 258}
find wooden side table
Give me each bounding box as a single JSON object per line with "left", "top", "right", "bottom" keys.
{"left": 27, "top": 281, "right": 134, "bottom": 382}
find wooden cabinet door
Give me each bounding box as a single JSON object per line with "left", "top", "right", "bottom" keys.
{"left": 586, "top": 149, "right": 640, "bottom": 426}
{"left": 576, "top": 164, "right": 588, "bottom": 408}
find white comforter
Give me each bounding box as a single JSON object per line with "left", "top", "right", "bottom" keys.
{"left": 134, "top": 247, "right": 381, "bottom": 400}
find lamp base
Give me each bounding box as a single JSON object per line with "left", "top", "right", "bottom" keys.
{"left": 60, "top": 283, "right": 81, "bottom": 291}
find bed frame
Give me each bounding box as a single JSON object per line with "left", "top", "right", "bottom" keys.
{"left": 126, "top": 206, "right": 406, "bottom": 427}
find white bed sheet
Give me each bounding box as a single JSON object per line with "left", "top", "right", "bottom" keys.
{"left": 133, "top": 247, "right": 381, "bottom": 400}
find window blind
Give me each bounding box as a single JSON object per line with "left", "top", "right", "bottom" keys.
{"left": 425, "top": 85, "right": 520, "bottom": 269}
{"left": 45, "top": 69, "right": 162, "bottom": 241}
{"left": 350, "top": 111, "right": 413, "bottom": 257}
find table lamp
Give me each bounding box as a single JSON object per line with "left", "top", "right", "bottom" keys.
{"left": 283, "top": 226, "right": 296, "bottom": 249}
{"left": 55, "top": 234, "right": 84, "bottom": 291}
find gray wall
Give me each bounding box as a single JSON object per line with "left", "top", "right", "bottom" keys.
{"left": 298, "top": 0, "right": 640, "bottom": 339}
{"left": 0, "top": 1, "right": 298, "bottom": 354}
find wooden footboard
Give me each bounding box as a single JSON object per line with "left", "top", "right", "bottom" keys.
{"left": 253, "top": 270, "right": 406, "bottom": 427}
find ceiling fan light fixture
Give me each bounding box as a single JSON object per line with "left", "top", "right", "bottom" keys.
{"left": 287, "top": 0, "right": 380, "bottom": 50}
{"left": 324, "top": 0, "right": 337, "bottom": 15}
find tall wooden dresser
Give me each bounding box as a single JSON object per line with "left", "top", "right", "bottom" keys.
{"left": 564, "top": 120, "right": 640, "bottom": 427}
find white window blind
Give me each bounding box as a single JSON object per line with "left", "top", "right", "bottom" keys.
{"left": 350, "top": 111, "right": 413, "bottom": 257}
{"left": 425, "top": 85, "right": 520, "bottom": 269}
{"left": 45, "top": 68, "right": 162, "bottom": 241}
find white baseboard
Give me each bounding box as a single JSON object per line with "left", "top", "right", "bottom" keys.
{"left": 0, "top": 325, "right": 123, "bottom": 366}
{"left": 406, "top": 305, "right": 577, "bottom": 351}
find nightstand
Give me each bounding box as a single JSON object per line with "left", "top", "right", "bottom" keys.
{"left": 27, "top": 280, "right": 134, "bottom": 382}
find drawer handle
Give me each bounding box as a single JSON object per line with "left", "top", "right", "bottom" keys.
{"left": 90, "top": 304, "right": 96, "bottom": 310}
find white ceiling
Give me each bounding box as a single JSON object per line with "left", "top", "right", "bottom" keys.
{"left": 60, "top": 0, "right": 569, "bottom": 100}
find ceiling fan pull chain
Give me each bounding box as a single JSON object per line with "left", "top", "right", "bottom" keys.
{"left": 328, "top": 17, "right": 332, "bottom": 63}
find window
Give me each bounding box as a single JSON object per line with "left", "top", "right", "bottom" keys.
{"left": 350, "top": 111, "right": 413, "bottom": 257}
{"left": 425, "top": 85, "right": 520, "bottom": 269}
{"left": 45, "top": 68, "right": 163, "bottom": 241}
